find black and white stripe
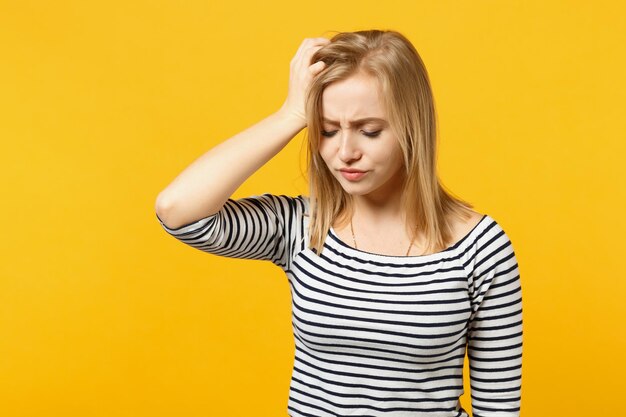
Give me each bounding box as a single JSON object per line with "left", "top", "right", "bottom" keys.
{"left": 157, "top": 193, "right": 523, "bottom": 417}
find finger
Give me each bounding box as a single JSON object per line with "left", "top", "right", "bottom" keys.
{"left": 309, "top": 38, "right": 330, "bottom": 48}
{"left": 293, "top": 38, "right": 328, "bottom": 67}
{"left": 293, "top": 38, "right": 313, "bottom": 61}
{"left": 304, "top": 43, "right": 327, "bottom": 58}
{"left": 303, "top": 38, "right": 329, "bottom": 51}
{"left": 295, "top": 44, "right": 324, "bottom": 71}
{"left": 308, "top": 61, "right": 326, "bottom": 74}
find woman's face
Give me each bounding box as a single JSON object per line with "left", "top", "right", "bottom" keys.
{"left": 318, "top": 72, "right": 405, "bottom": 202}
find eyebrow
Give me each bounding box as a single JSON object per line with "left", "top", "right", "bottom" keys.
{"left": 322, "top": 117, "right": 387, "bottom": 127}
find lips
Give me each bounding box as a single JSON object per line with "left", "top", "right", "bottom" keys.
{"left": 339, "top": 169, "right": 368, "bottom": 181}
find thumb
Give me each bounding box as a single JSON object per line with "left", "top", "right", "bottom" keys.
{"left": 309, "top": 60, "right": 326, "bottom": 74}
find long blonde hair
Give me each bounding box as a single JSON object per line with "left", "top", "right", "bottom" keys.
{"left": 304, "top": 29, "right": 475, "bottom": 256}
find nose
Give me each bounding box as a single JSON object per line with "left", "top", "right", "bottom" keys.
{"left": 338, "top": 131, "right": 362, "bottom": 163}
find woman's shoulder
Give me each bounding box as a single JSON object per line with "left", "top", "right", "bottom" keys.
{"left": 254, "top": 193, "right": 308, "bottom": 205}
{"left": 448, "top": 209, "right": 518, "bottom": 252}
{"left": 241, "top": 193, "right": 309, "bottom": 220}
{"left": 448, "top": 209, "right": 486, "bottom": 245}
{"left": 271, "top": 194, "right": 310, "bottom": 221}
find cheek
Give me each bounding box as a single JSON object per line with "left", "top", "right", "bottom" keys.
{"left": 368, "top": 143, "right": 397, "bottom": 165}
{"left": 391, "top": 150, "right": 405, "bottom": 173}
{"left": 377, "top": 142, "right": 404, "bottom": 171}
{"left": 317, "top": 142, "right": 332, "bottom": 163}
{"left": 316, "top": 148, "right": 332, "bottom": 170}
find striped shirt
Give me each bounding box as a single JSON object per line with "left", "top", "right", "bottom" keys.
{"left": 156, "top": 193, "right": 523, "bottom": 417}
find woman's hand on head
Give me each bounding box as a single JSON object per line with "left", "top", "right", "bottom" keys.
{"left": 279, "top": 37, "right": 330, "bottom": 126}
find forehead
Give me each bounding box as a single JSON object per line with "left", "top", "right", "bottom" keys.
{"left": 321, "top": 73, "right": 384, "bottom": 124}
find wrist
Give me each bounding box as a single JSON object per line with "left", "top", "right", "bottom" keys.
{"left": 276, "top": 106, "right": 307, "bottom": 129}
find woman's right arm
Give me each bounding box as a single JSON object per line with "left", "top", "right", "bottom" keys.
{"left": 155, "top": 37, "right": 329, "bottom": 230}
{"left": 155, "top": 109, "right": 305, "bottom": 230}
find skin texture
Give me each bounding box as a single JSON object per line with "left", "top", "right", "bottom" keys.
{"left": 318, "top": 72, "right": 421, "bottom": 255}
{"left": 318, "top": 71, "right": 483, "bottom": 256}
{"left": 319, "top": 72, "right": 407, "bottom": 221}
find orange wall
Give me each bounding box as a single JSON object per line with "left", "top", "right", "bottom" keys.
{"left": 1, "top": 1, "right": 624, "bottom": 416}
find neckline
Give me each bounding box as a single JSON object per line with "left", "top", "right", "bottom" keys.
{"left": 328, "top": 214, "right": 489, "bottom": 260}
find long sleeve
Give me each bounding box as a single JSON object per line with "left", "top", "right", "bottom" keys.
{"left": 466, "top": 219, "right": 523, "bottom": 417}
{"left": 156, "top": 193, "right": 306, "bottom": 271}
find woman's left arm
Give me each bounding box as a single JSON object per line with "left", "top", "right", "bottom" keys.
{"left": 466, "top": 222, "right": 524, "bottom": 417}
{"left": 156, "top": 193, "right": 305, "bottom": 272}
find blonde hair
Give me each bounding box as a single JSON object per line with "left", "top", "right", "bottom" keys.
{"left": 304, "top": 29, "right": 475, "bottom": 256}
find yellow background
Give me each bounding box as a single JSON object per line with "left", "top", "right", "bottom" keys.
{"left": 1, "top": 0, "right": 624, "bottom": 416}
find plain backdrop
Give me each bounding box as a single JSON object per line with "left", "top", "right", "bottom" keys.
{"left": 1, "top": 0, "right": 624, "bottom": 416}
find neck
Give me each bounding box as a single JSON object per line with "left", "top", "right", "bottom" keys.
{"left": 353, "top": 196, "right": 404, "bottom": 226}
{"left": 350, "top": 175, "right": 407, "bottom": 227}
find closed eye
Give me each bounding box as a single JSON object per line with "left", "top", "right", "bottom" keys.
{"left": 363, "top": 130, "right": 382, "bottom": 137}
{"left": 321, "top": 130, "right": 382, "bottom": 138}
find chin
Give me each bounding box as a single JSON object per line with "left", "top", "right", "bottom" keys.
{"left": 338, "top": 184, "right": 372, "bottom": 196}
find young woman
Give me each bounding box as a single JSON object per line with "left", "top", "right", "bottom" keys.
{"left": 155, "top": 30, "right": 523, "bottom": 417}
